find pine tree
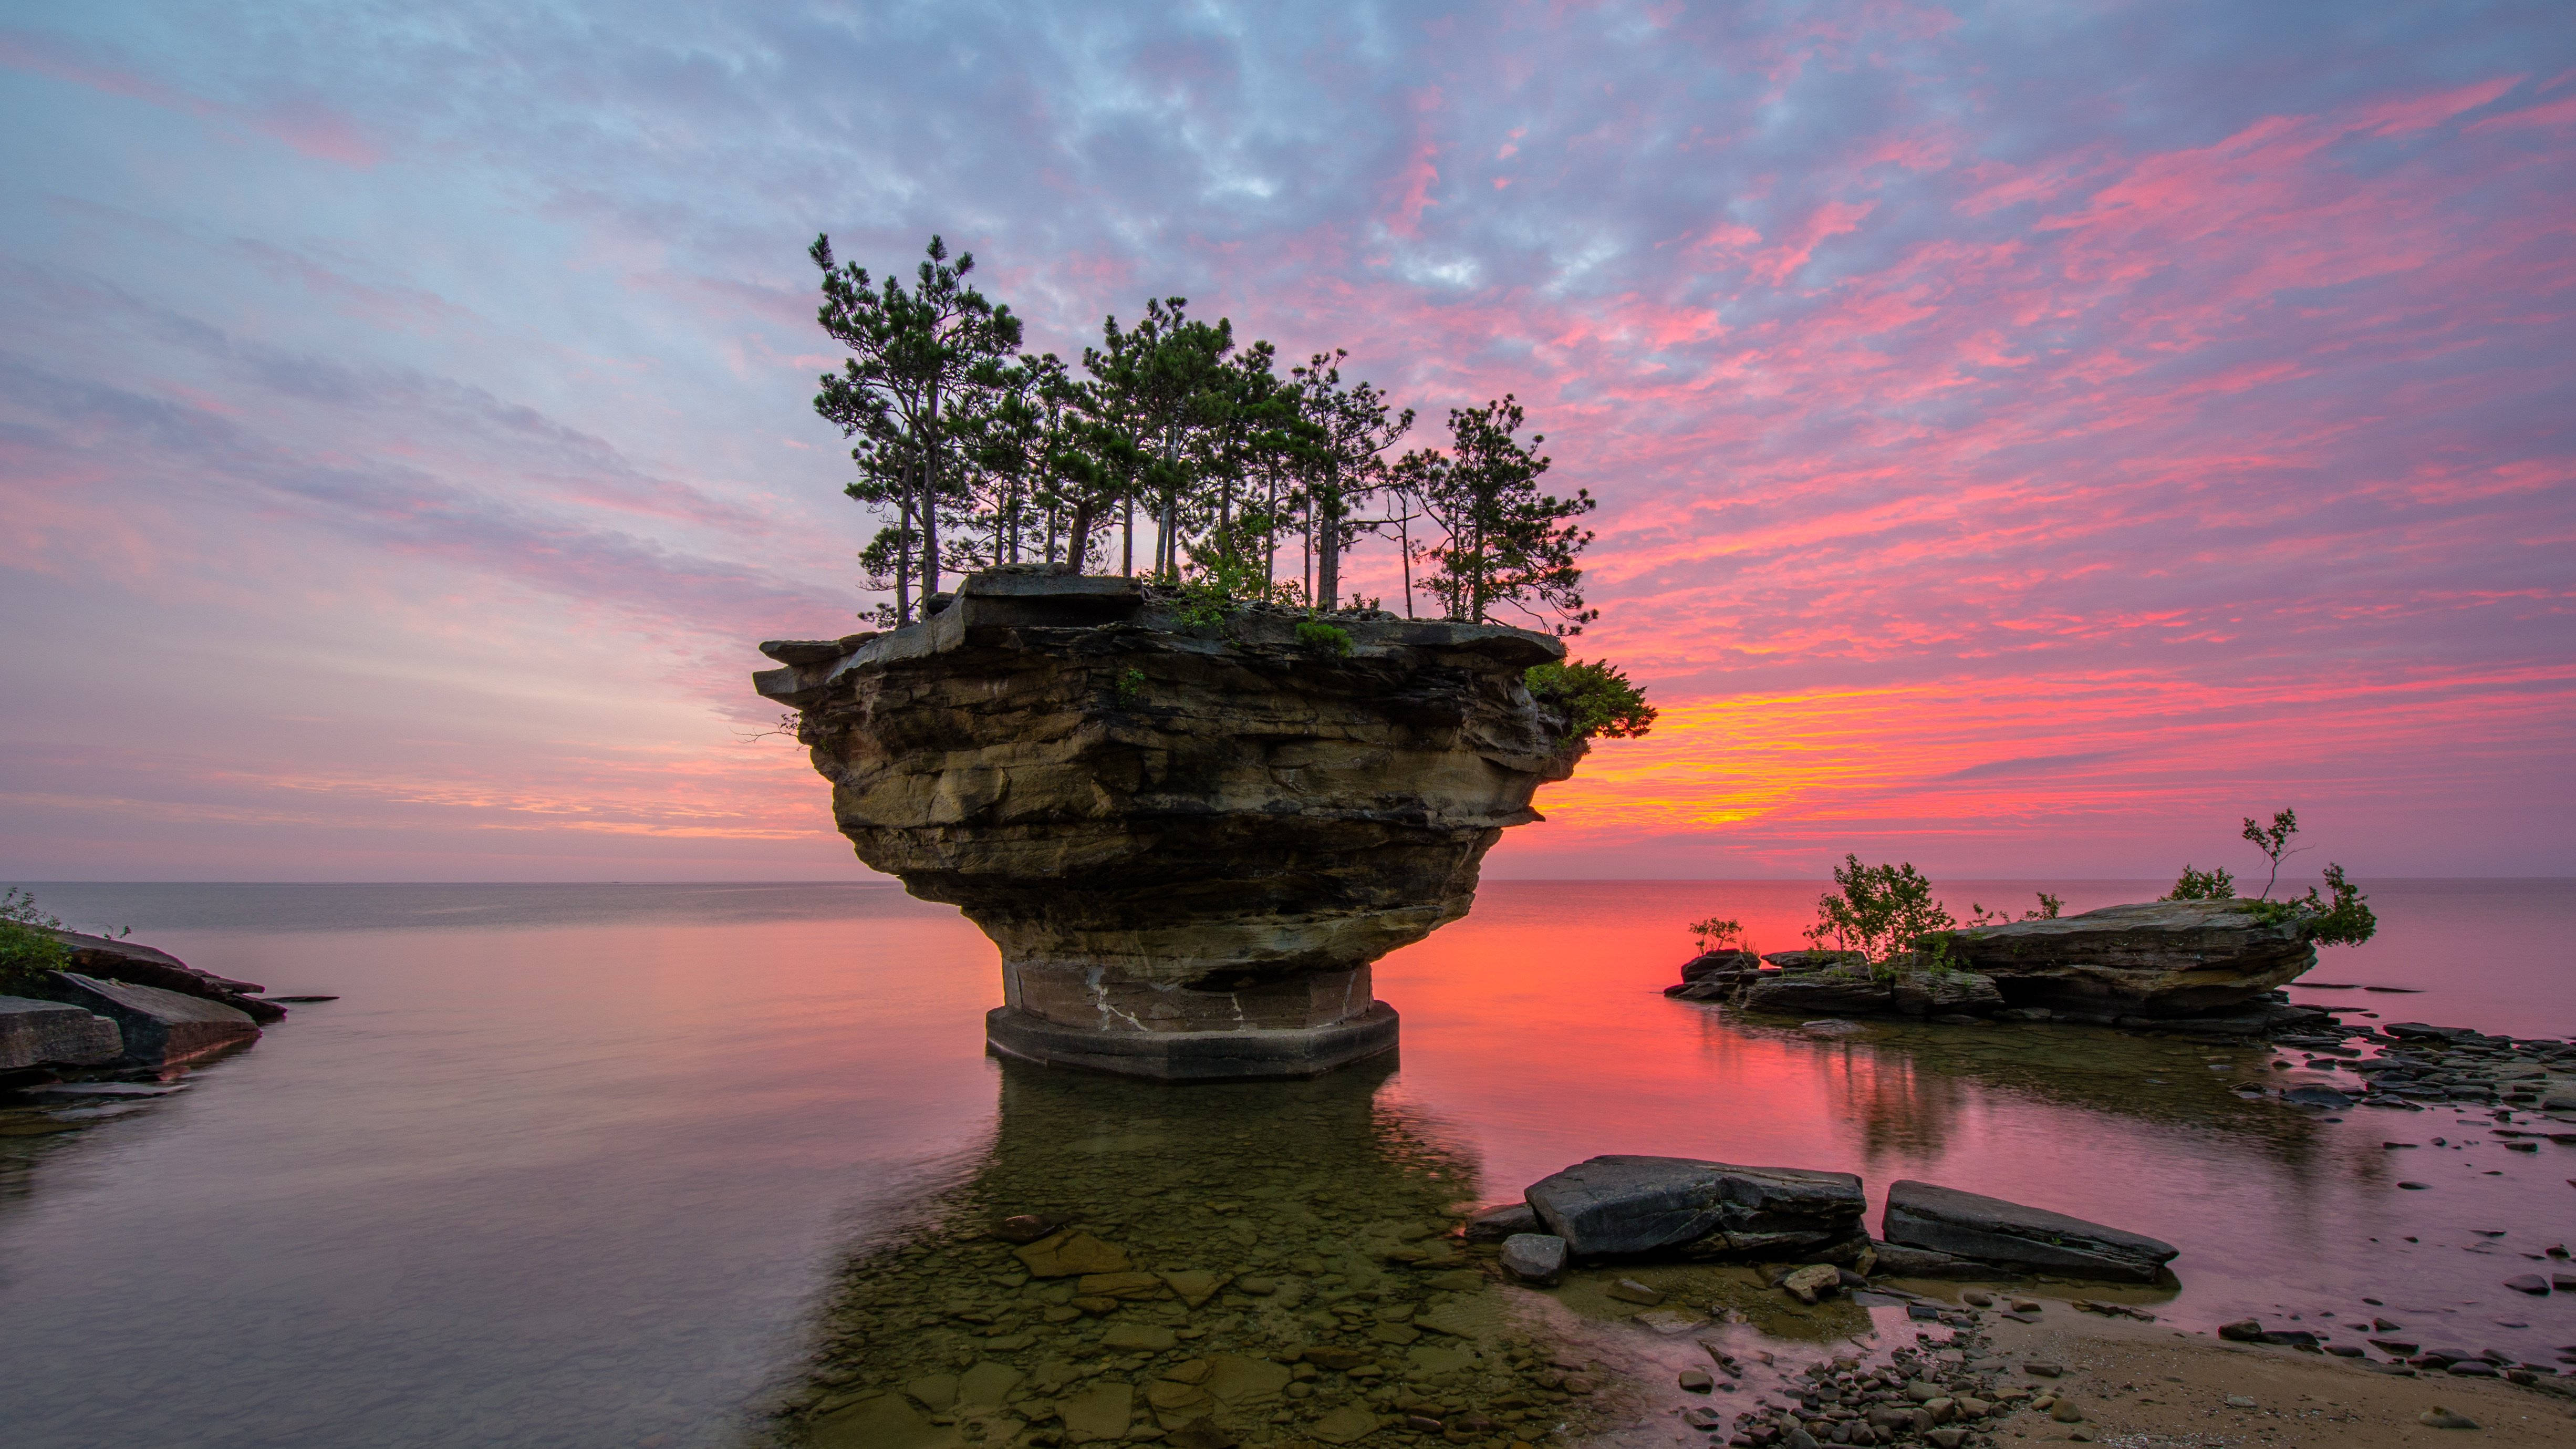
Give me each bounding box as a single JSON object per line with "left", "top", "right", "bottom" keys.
{"left": 1397, "top": 396, "right": 1597, "bottom": 633}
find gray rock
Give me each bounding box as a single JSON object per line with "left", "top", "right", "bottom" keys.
{"left": 1892, "top": 971, "right": 2002, "bottom": 1017}
{"left": 1464, "top": 1202, "right": 1541, "bottom": 1243}
{"left": 1865, "top": 1240, "right": 2004, "bottom": 1279}
{"left": 1939, "top": 899, "right": 2318, "bottom": 1015}
{"left": 1498, "top": 1233, "right": 1566, "bottom": 1285}
{"left": 1680, "top": 950, "right": 1761, "bottom": 983}
{"left": 2282, "top": 1085, "right": 2354, "bottom": 1109}
{"left": 1882, "top": 1180, "right": 2178, "bottom": 1283}
{"left": 1739, "top": 972, "right": 1896, "bottom": 1017}
{"left": 1525, "top": 1155, "right": 1866, "bottom": 1260}
{"left": 0, "top": 995, "right": 122, "bottom": 1070}
{"left": 1761, "top": 950, "right": 1863, "bottom": 973}
{"left": 31, "top": 974, "right": 258, "bottom": 1065}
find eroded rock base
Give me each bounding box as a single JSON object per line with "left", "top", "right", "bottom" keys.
{"left": 985, "top": 1003, "right": 1400, "bottom": 1082}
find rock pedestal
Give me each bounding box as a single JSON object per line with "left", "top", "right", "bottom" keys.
{"left": 755, "top": 568, "right": 1586, "bottom": 1081}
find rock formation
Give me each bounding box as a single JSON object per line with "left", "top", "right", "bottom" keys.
{"left": 35, "top": 974, "right": 260, "bottom": 1066}
{"left": 755, "top": 567, "right": 1586, "bottom": 1080}
{"left": 1672, "top": 899, "right": 2325, "bottom": 1030}
{"left": 1942, "top": 899, "right": 2317, "bottom": 1016}
{"left": 1882, "top": 1179, "right": 2179, "bottom": 1282}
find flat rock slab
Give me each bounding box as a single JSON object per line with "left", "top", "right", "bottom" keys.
{"left": 1882, "top": 1179, "right": 2177, "bottom": 1283}
{"left": 0, "top": 995, "right": 122, "bottom": 1070}
{"left": 1943, "top": 899, "right": 2315, "bottom": 1015}
{"left": 1740, "top": 974, "right": 1894, "bottom": 1016}
{"left": 1525, "top": 1155, "right": 1865, "bottom": 1260}
{"left": 34, "top": 974, "right": 257, "bottom": 1065}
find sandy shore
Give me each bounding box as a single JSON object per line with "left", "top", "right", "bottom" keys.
{"left": 1972, "top": 1310, "right": 2576, "bottom": 1447}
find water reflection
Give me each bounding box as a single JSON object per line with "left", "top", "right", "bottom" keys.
{"left": 774, "top": 1059, "right": 1619, "bottom": 1449}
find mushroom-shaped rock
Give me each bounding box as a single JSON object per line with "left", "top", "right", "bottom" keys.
{"left": 756, "top": 568, "right": 1588, "bottom": 1080}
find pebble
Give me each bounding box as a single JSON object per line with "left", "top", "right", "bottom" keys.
{"left": 1677, "top": 1368, "right": 1713, "bottom": 1392}
{"left": 1606, "top": 1278, "right": 1664, "bottom": 1305}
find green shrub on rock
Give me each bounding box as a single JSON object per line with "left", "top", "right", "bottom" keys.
{"left": 0, "top": 887, "right": 70, "bottom": 993}
{"left": 2164, "top": 808, "right": 2375, "bottom": 946}
{"left": 1294, "top": 620, "right": 1353, "bottom": 657}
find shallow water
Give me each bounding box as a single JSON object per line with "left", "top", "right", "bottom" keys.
{"left": 0, "top": 878, "right": 2570, "bottom": 1446}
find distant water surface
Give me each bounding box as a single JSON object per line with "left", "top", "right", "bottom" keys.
{"left": 0, "top": 878, "right": 2569, "bottom": 1447}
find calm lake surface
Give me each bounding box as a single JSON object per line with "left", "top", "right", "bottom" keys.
{"left": 1, "top": 878, "right": 2570, "bottom": 1447}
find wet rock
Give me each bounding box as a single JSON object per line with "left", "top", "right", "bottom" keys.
{"left": 809, "top": 1392, "right": 954, "bottom": 1449}
{"left": 2505, "top": 1274, "right": 2551, "bottom": 1295}
{"left": 1678, "top": 1367, "right": 1713, "bottom": 1392}
{"left": 2282, "top": 1085, "right": 2353, "bottom": 1109}
{"left": 1015, "top": 1232, "right": 1133, "bottom": 1277}
{"left": 0, "top": 995, "right": 121, "bottom": 1070}
{"left": 1524, "top": 1155, "right": 1866, "bottom": 1260}
{"left": 1882, "top": 1180, "right": 2178, "bottom": 1282}
{"left": 1059, "top": 1380, "right": 1134, "bottom": 1442}
{"left": 1891, "top": 971, "right": 2003, "bottom": 1017}
{"left": 1781, "top": 1264, "right": 1841, "bottom": 1304}
{"left": 1464, "top": 1202, "right": 1540, "bottom": 1242}
{"left": 1606, "top": 1278, "right": 1663, "bottom": 1305}
{"left": 1102, "top": 1323, "right": 1178, "bottom": 1351}
{"left": 32, "top": 973, "right": 257, "bottom": 1065}
{"left": 1939, "top": 899, "right": 2319, "bottom": 1015}
{"left": 995, "top": 1214, "right": 1062, "bottom": 1243}
{"left": 1306, "top": 1404, "right": 1381, "bottom": 1445}
{"left": 1159, "top": 1270, "right": 1230, "bottom": 1307}
{"left": 1077, "top": 1270, "right": 1162, "bottom": 1299}
{"left": 1499, "top": 1233, "right": 1567, "bottom": 1285}
{"left": 1863, "top": 1240, "right": 1998, "bottom": 1279}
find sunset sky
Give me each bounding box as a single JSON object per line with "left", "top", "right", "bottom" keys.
{"left": 3, "top": 2, "right": 2570, "bottom": 883}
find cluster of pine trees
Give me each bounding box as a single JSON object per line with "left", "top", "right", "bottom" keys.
{"left": 809, "top": 235, "right": 1601, "bottom": 633}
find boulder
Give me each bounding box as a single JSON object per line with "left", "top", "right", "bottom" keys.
{"left": 0, "top": 995, "right": 122, "bottom": 1070}
{"left": 1939, "top": 900, "right": 2317, "bottom": 1016}
{"left": 1882, "top": 1181, "right": 2177, "bottom": 1283}
{"left": 1863, "top": 1241, "right": 2002, "bottom": 1279}
{"left": 28, "top": 974, "right": 258, "bottom": 1065}
{"left": 1525, "top": 1155, "right": 1866, "bottom": 1260}
{"left": 1680, "top": 949, "right": 1761, "bottom": 983}
{"left": 1498, "top": 1233, "right": 1567, "bottom": 1285}
{"left": 42, "top": 929, "right": 285, "bottom": 1023}
{"left": 1739, "top": 972, "right": 1895, "bottom": 1017}
{"left": 1892, "top": 971, "right": 2003, "bottom": 1017}
{"left": 755, "top": 568, "right": 1588, "bottom": 1080}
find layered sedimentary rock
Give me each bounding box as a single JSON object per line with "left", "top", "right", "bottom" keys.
{"left": 36, "top": 973, "right": 259, "bottom": 1065}
{"left": 1941, "top": 899, "right": 2317, "bottom": 1016}
{"left": 1675, "top": 899, "right": 2321, "bottom": 1026}
{"left": 755, "top": 567, "right": 1586, "bottom": 1079}
{"left": 44, "top": 928, "right": 285, "bottom": 1023}
{"left": 0, "top": 995, "right": 122, "bottom": 1071}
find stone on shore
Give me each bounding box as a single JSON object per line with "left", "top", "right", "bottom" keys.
{"left": 1939, "top": 899, "right": 2318, "bottom": 1016}
{"left": 30, "top": 974, "right": 257, "bottom": 1065}
{"left": 1882, "top": 1180, "right": 2178, "bottom": 1282}
{"left": 1498, "top": 1233, "right": 1567, "bottom": 1285}
{"left": 1525, "top": 1155, "right": 1866, "bottom": 1260}
{"left": 0, "top": 995, "right": 122, "bottom": 1070}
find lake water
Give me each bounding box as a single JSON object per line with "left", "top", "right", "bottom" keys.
{"left": 1, "top": 878, "right": 2570, "bottom": 1447}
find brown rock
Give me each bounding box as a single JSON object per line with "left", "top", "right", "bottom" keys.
{"left": 1014, "top": 1231, "right": 1132, "bottom": 1277}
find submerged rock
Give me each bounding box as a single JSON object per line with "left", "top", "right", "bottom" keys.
{"left": 30, "top": 974, "right": 258, "bottom": 1066}
{"left": 1524, "top": 1154, "right": 1866, "bottom": 1260}
{"left": 755, "top": 568, "right": 1586, "bottom": 1080}
{"left": 1882, "top": 1180, "right": 2178, "bottom": 1283}
{"left": 0, "top": 995, "right": 121, "bottom": 1070}
{"left": 1939, "top": 899, "right": 2317, "bottom": 1017}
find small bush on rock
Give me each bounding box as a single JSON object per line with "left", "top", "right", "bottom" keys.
{"left": 0, "top": 887, "right": 70, "bottom": 993}
{"left": 2165, "top": 865, "right": 2236, "bottom": 900}
{"left": 1688, "top": 917, "right": 1743, "bottom": 955}
{"left": 1806, "top": 855, "right": 1956, "bottom": 977}
{"left": 2165, "top": 807, "right": 2376, "bottom": 946}
{"left": 1294, "top": 620, "right": 1354, "bottom": 656}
